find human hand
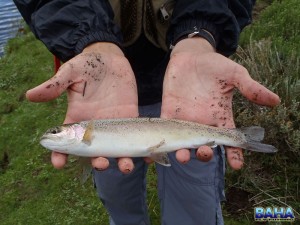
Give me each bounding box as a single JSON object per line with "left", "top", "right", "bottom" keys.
{"left": 161, "top": 37, "right": 280, "bottom": 170}
{"left": 27, "top": 43, "right": 139, "bottom": 173}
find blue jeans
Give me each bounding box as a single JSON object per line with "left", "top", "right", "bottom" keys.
{"left": 93, "top": 103, "right": 225, "bottom": 225}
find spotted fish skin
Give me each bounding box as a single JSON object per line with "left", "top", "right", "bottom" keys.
{"left": 40, "top": 118, "right": 277, "bottom": 166}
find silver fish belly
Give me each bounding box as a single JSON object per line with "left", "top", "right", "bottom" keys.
{"left": 40, "top": 118, "right": 277, "bottom": 166}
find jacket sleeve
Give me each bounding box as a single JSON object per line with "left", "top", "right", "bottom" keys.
{"left": 168, "top": 0, "right": 255, "bottom": 56}
{"left": 13, "top": 0, "right": 123, "bottom": 62}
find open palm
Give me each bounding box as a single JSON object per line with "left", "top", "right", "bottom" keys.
{"left": 161, "top": 38, "right": 280, "bottom": 169}
{"left": 26, "top": 43, "right": 139, "bottom": 171}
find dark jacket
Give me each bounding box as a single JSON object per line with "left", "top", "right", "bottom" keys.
{"left": 14, "top": 0, "right": 255, "bottom": 61}
{"left": 13, "top": 0, "right": 255, "bottom": 105}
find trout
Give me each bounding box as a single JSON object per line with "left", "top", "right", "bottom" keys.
{"left": 40, "top": 118, "right": 277, "bottom": 166}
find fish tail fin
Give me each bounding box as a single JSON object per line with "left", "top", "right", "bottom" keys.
{"left": 239, "top": 126, "right": 265, "bottom": 141}
{"left": 243, "top": 140, "right": 278, "bottom": 153}
{"left": 238, "top": 126, "right": 278, "bottom": 153}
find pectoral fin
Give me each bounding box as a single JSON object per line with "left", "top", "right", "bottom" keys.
{"left": 150, "top": 153, "right": 171, "bottom": 167}
{"left": 71, "top": 157, "right": 92, "bottom": 184}
{"left": 78, "top": 157, "right": 92, "bottom": 184}
{"left": 82, "top": 121, "right": 94, "bottom": 145}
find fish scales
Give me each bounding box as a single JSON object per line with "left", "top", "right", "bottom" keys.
{"left": 40, "top": 118, "right": 277, "bottom": 166}
{"left": 80, "top": 118, "right": 243, "bottom": 151}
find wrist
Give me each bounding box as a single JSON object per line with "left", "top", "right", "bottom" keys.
{"left": 170, "top": 29, "right": 216, "bottom": 50}
{"left": 83, "top": 42, "right": 124, "bottom": 57}
{"left": 171, "top": 37, "right": 215, "bottom": 56}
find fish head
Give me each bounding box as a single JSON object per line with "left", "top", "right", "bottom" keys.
{"left": 40, "top": 123, "right": 85, "bottom": 151}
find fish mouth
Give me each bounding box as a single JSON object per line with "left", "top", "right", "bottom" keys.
{"left": 40, "top": 137, "right": 67, "bottom": 151}
{"left": 39, "top": 134, "right": 62, "bottom": 148}
{"left": 39, "top": 134, "right": 78, "bottom": 151}
{"left": 40, "top": 135, "right": 48, "bottom": 141}
{"left": 40, "top": 134, "right": 57, "bottom": 141}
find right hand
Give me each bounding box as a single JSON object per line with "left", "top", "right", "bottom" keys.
{"left": 26, "top": 42, "right": 139, "bottom": 173}
{"left": 161, "top": 37, "right": 280, "bottom": 169}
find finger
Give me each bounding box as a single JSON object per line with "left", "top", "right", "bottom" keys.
{"left": 117, "top": 157, "right": 134, "bottom": 174}
{"left": 196, "top": 146, "right": 213, "bottom": 162}
{"left": 51, "top": 151, "right": 68, "bottom": 169}
{"left": 175, "top": 149, "right": 190, "bottom": 164}
{"left": 143, "top": 157, "right": 154, "bottom": 164}
{"left": 225, "top": 146, "right": 244, "bottom": 170}
{"left": 234, "top": 68, "right": 280, "bottom": 107}
{"left": 26, "top": 64, "right": 74, "bottom": 102}
{"left": 215, "top": 114, "right": 244, "bottom": 169}
{"left": 91, "top": 157, "right": 110, "bottom": 171}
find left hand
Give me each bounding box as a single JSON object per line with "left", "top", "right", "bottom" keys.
{"left": 26, "top": 42, "right": 139, "bottom": 173}
{"left": 161, "top": 37, "right": 280, "bottom": 170}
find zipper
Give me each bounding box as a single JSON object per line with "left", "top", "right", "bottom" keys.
{"left": 160, "top": 5, "right": 170, "bottom": 20}
{"left": 159, "top": 0, "right": 175, "bottom": 21}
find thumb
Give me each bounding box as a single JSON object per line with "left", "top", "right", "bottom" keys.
{"left": 234, "top": 69, "right": 280, "bottom": 107}
{"left": 26, "top": 68, "right": 72, "bottom": 102}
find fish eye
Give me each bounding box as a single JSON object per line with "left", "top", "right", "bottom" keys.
{"left": 49, "top": 127, "right": 61, "bottom": 134}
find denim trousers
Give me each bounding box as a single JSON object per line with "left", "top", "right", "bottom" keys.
{"left": 92, "top": 103, "right": 225, "bottom": 225}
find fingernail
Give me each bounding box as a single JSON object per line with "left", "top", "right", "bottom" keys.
{"left": 95, "top": 167, "right": 104, "bottom": 171}
{"left": 124, "top": 168, "right": 131, "bottom": 173}
{"left": 181, "top": 160, "right": 188, "bottom": 164}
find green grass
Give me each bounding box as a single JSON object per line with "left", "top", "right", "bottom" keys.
{"left": 226, "top": 0, "right": 300, "bottom": 222}
{"left": 1, "top": 1, "right": 300, "bottom": 223}
{"left": 0, "top": 32, "right": 109, "bottom": 224}
{"left": 240, "top": 0, "right": 300, "bottom": 57}
{"left": 0, "top": 32, "right": 161, "bottom": 224}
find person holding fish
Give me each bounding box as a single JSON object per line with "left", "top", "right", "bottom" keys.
{"left": 14, "top": 1, "right": 280, "bottom": 224}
